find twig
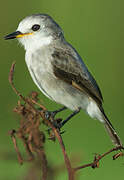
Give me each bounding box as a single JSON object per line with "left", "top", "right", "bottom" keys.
{"left": 30, "top": 98, "right": 46, "bottom": 111}
{"left": 9, "top": 62, "right": 25, "bottom": 101}
{"left": 74, "top": 146, "right": 124, "bottom": 172}
{"left": 8, "top": 130, "right": 23, "bottom": 165}
{"left": 9, "top": 62, "right": 40, "bottom": 114}
{"left": 20, "top": 135, "right": 34, "bottom": 161}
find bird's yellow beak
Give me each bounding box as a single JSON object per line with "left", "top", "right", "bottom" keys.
{"left": 4, "top": 31, "right": 33, "bottom": 40}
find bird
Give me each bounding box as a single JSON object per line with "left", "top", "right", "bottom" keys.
{"left": 4, "top": 14, "right": 122, "bottom": 147}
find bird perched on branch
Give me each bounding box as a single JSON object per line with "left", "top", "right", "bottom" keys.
{"left": 5, "top": 14, "right": 122, "bottom": 147}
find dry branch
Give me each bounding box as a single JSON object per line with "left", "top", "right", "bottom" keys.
{"left": 8, "top": 62, "right": 124, "bottom": 180}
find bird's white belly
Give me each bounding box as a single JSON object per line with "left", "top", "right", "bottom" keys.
{"left": 25, "top": 50, "right": 103, "bottom": 122}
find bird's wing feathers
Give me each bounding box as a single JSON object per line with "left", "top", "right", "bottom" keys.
{"left": 51, "top": 49, "right": 103, "bottom": 105}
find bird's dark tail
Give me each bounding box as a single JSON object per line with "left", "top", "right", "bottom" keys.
{"left": 101, "top": 108, "right": 123, "bottom": 147}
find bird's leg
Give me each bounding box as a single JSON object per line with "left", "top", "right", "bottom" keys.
{"left": 52, "top": 106, "right": 67, "bottom": 116}
{"left": 47, "top": 107, "right": 81, "bottom": 136}
{"left": 45, "top": 106, "right": 67, "bottom": 119}
{"left": 56, "top": 107, "right": 81, "bottom": 129}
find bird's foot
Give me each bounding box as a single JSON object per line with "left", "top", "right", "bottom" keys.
{"left": 47, "top": 107, "right": 81, "bottom": 128}
{"left": 44, "top": 110, "right": 56, "bottom": 120}
{"left": 46, "top": 107, "right": 81, "bottom": 140}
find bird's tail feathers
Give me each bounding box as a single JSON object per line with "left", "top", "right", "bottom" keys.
{"left": 101, "top": 108, "right": 123, "bottom": 147}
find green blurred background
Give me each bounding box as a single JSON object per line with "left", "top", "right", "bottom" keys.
{"left": 0, "top": 0, "right": 124, "bottom": 179}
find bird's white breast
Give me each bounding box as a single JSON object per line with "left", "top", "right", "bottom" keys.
{"left": 27, "top": 47, "right": 56, "bottom": 97}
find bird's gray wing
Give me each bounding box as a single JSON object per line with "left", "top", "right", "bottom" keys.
{"left": 51, "top": 49, "right": 103, "bottom": 106}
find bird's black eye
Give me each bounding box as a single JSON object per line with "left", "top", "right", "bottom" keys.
{"left": 32, "top": 24, "right": 40, "bottom": 31}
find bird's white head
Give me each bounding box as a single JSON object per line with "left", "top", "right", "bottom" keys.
{"left": 5, "top": 14, "right": 63, "bottom": 51}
